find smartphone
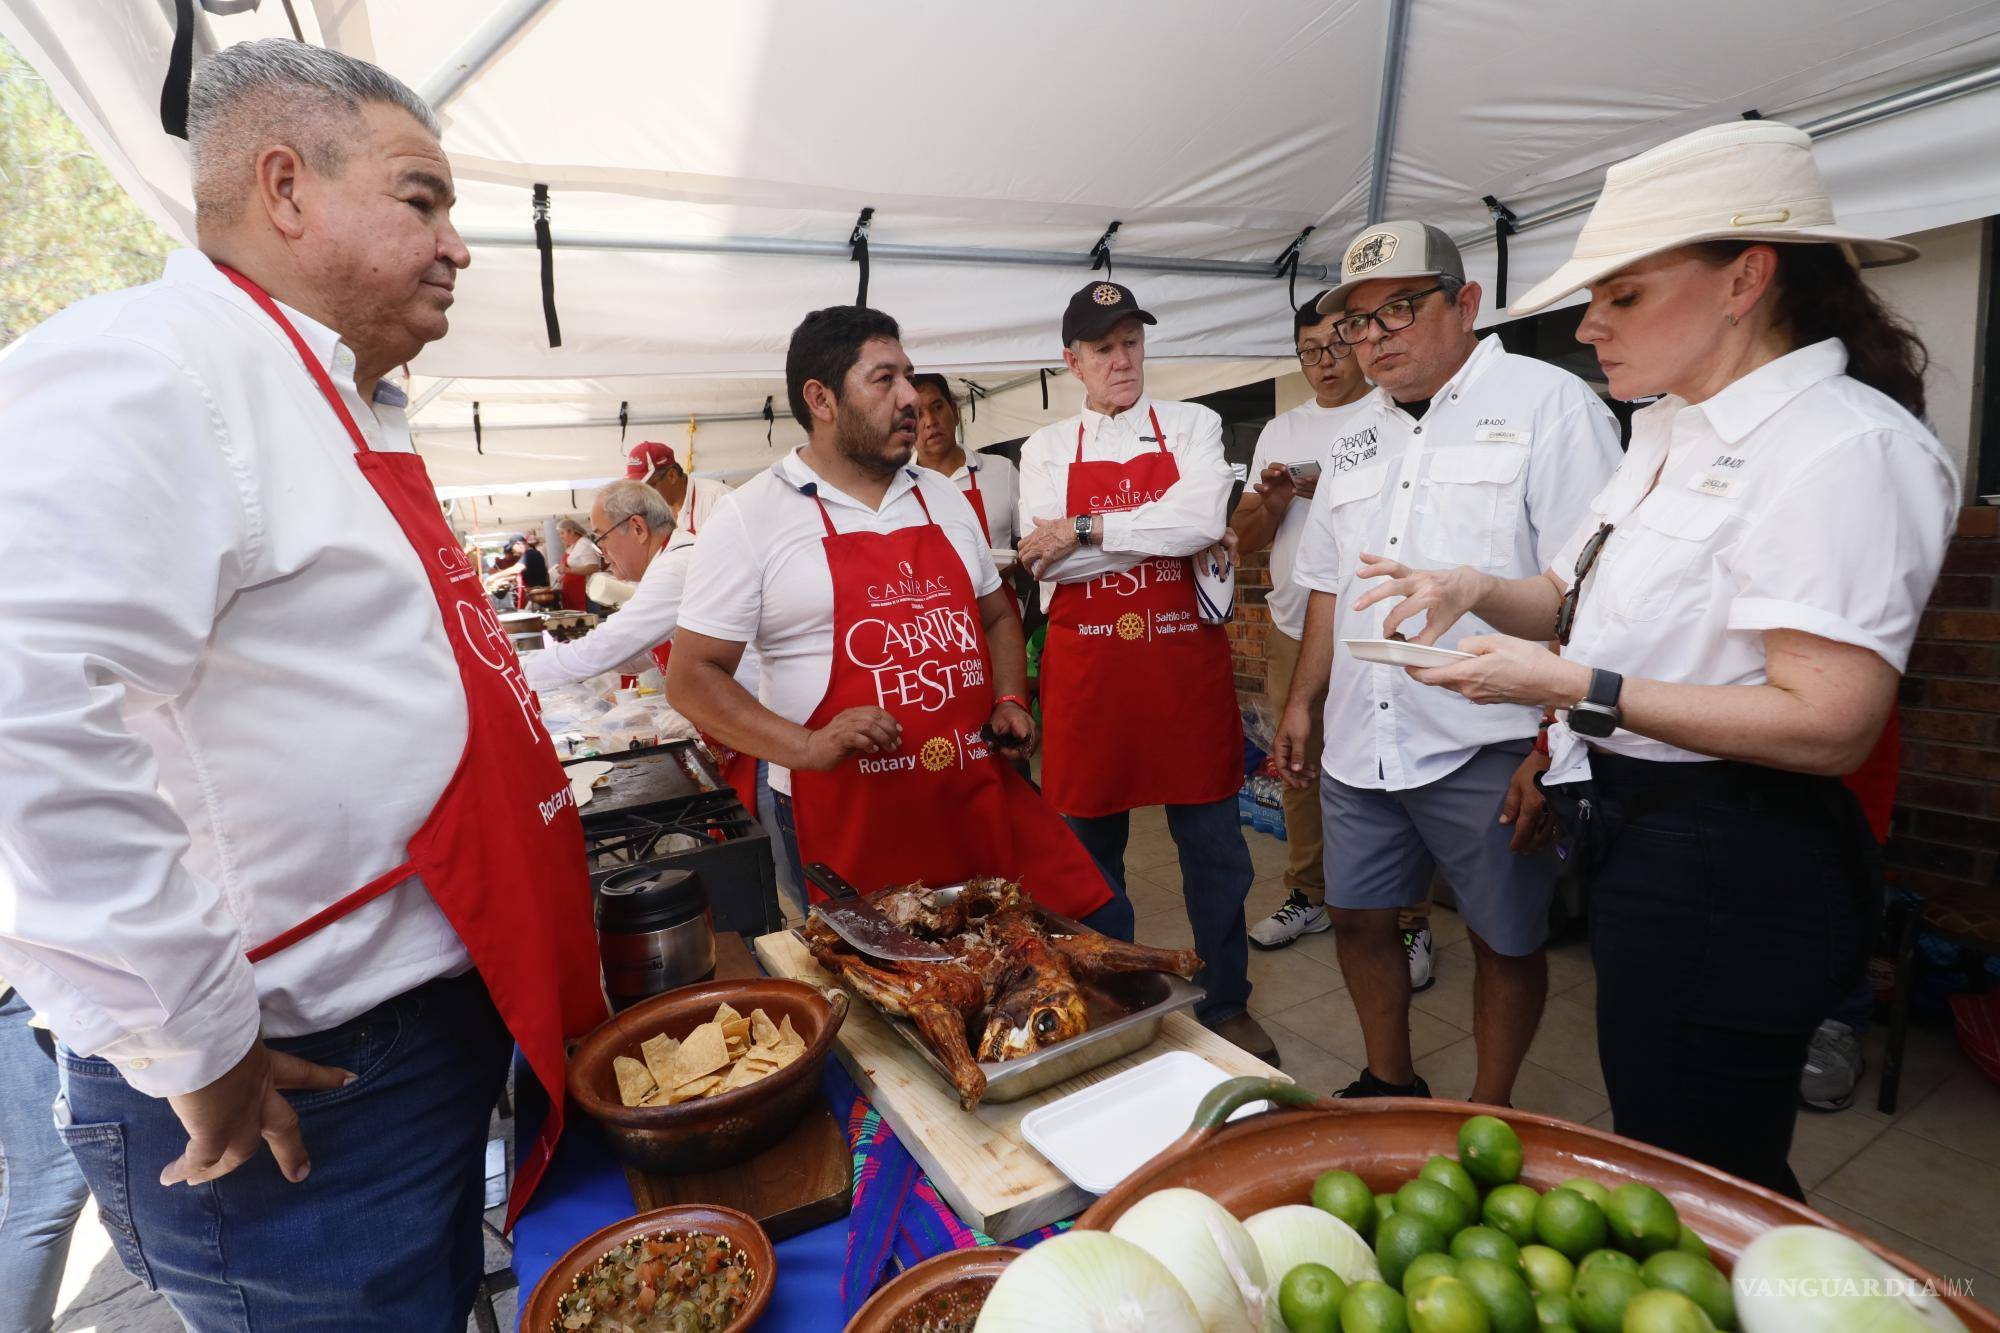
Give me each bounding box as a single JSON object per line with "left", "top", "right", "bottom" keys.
{"left": 1284, "top": 459, "right": 1323, "bottom": 486}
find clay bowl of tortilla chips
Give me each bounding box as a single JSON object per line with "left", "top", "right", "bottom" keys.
{"left": 569, "top": 976, "right": 848, "bottom": 1175}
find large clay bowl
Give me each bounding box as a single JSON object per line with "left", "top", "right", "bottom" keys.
{"left": 568, "top": 976, "right": 848, "bottom": 1174}
{"left": 522, "top": 1203, "right": 774, "bottom": 1332}
{"left": 1076, "top": 1078, "right": 1997, "bottom": 1330}
{"left": 843, "top": 1247, "right": 1023, "bottom": 1333}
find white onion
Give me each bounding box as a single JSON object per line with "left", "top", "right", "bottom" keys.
{"left": 1109, "top": 1188, "right": 1278, "bottom": 1333}
{"left": 1734, "top": 1225, "right": 1968, "bottom": 1333}
{"left": 973, "top": 1230, "right": 1202, "bottom": 1333}
{"left": 1244, "top": 1204, "right": 1383, "bottom": 1288}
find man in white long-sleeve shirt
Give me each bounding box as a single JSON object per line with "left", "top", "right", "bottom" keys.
{"left": 526, "top": 482, "right": 693, "bottom": 690}
{"left": 1015, "top": 280, "right": 1273, "bottom": 1064}
{"left": 0, "top": 41, "right": 602, "bottom": 1328}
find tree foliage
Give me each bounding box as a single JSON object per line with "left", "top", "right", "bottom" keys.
{"left": 2, "top": 34, "right": 176, "bottom": 347}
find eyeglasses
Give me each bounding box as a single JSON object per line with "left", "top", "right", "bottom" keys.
{"left": 1554, "top": 522, "right": 1614, "bottom": 647}
{"left": 590, "top": 515, "right": 641, "bottom": 546}
{"left": 1296, "top": 342, "right": 1352, "bottom": 366}
{"left": 1332, "top": 284, "right": 1450, "bottom": 346}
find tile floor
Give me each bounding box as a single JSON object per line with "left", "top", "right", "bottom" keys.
{"left": 50, "top": 817, "right": 2000, "bottom": 1327}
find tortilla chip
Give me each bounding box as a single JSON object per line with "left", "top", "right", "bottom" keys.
{"left": 664, "top": 1021, "right": 730, "bottom": 1087}
{"left": 749, "top": 1008, "right": 781, "bottom": 1049}
{"left": 613, "top": 1056, "right": 657, "bottom": 1107}
{"left": 713, "top": 1002, "right": 742, "bottom": 1027}
{"left": 639, "top": 1032, "right": 681, "bottom": 1089}
{"left": 663, "top": 1072, "right": 725, "bottom": 1104}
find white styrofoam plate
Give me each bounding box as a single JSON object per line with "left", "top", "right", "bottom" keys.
{"left": 1342, "top": 637, "right": 1476, "bottom": 669}
{"left": 1020, "top": 1051, "right": 1272, "bottom": 1195}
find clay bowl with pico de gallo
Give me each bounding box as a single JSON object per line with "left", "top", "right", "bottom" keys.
{"left": 523, "top": 1202, "right": 774, "bottom": 1333}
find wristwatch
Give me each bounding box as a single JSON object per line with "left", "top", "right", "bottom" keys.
{"left": 1073, "top": 514, "right": 1095, "bottom": 547}
{"left": 1566, "top": 668, "right": 1624, "bottom": 739}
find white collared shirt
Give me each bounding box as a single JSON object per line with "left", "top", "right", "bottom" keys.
{"left": 675, "top": 476, "right": 730, "bottom": 537}
{"left": 935, "top": 452, "right": 1019, "bottom": 552}
{"left": 1249, "top": 396, "right": 1374, "bottom": 639}
{"left": 1547, "top": 339, "right": 1959, "bottom": 784}
{"left": 677, "top": 450, "right": 1000, "bottom": 795}
{"left": 0, "top": 250, "right": 472, "bottom": 1096}
{"left": 1293, "top": 335, "right": 1622, "bottom": 790}
{"left": 1016, "top": 395, "right": 1235, "bottom": 610}
{"left": 563, "top": 535, "right": 604, "bottom": 571}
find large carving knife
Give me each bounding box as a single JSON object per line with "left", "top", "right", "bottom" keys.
{"left": 804, "top": 863, "right": 957, "bottom": 963}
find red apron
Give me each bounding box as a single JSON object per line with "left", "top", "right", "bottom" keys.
{"left": 1040, "top": 408, "right": 1243, "bottom": 818}
{"left": 561, "top": 568, "right": 590, "bottom": 611}
{"left": 788, "top": 489, "right": 1110, "bottom": 918}
{"left": 219, "top": 267, "right": 605, "bottom": 1230}
{"left": 960, "top": 463, "right": 1021, "bottom": 619}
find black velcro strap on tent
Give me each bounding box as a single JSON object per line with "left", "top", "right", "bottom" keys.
{"left": 570, "top": 489, "right": 577, "bottom": 508}
{"left": 533, "top": 184, "right": 562, "bottom": 347}
{"left": 1039, "top": 368, "right": 1049, "bottom": 410}
{"left": 618, "top": 401, "right": 629, "bottom": 441}
{"left": 1273, "top": 226, "right": 1315, "bottom": 311}
{"left": 1090, "top": 220, "right": 1122, "bottom": 275}
{"left": 762, "top": 395, "right": 775, "bottom": 446}
{"left": 849, "top": 208, "right": 875, "bottom": 307}
{"left": 473, "top": 402, "right": 484, "bottom": 454}
{"left": 1483, "top": 195, "right": 1519, "bottom": 308}
{"left": 160, "top": 0, "right": 195, "bottom": 140}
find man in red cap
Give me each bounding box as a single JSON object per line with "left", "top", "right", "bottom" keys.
{"left": 627, "top": 440, "right": 733, "bottom": 543}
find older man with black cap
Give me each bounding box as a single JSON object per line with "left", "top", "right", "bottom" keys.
{"left": 1016, "top": 280, "right": 1274, "bottom": 1064}
{"left": 1274, "top": 221, "right": 1620, "bottom": 1105}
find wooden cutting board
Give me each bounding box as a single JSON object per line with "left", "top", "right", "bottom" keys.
{"left": 622, "top": 932, "right": 853, "bottom": 1239}
{"left": 754, "top": 929, "right": 1284, "bottom": 1242}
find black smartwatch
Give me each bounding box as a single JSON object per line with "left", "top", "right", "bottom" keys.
{"left": 1073, "top": 514, "right": 1095, "bottom": 547}
{"left": 1566, "top": 668, "right": 1624, "bottom": 739}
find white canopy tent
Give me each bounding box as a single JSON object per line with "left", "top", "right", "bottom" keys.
{"left": 7, "top": 0, "right": 2000, "bottom": 524}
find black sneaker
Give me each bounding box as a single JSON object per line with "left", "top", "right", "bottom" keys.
{"left": 1336, "top": 1067, "right": 1433, "bottom": 1099}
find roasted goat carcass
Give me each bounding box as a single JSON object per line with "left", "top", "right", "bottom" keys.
{"left": 803, "top": 878, "right": 1201, "bottom": 1109}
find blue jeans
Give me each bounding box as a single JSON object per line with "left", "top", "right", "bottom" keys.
{"left": 1, "top": 988, "right": 90, "bottom": 1333}
{"left": 756, "top": 762, "right": 804, "bottom": 919}
{"left": 54, "top": 972, "right": 510, "bottom": 1331}
{"left": 1065, "top": 797, "right": 1254, "bottom": 1022}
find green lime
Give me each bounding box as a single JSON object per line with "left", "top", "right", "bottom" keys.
{"left": 1341, "top": 1279, "right": 1411, "bottom": 1333}
{"left": 1576, "top": 1250, "right": 1641, "bottom": 1285}
{"left": 1315, "top": 1169, "right": 1381, "bottom": 1241}
{"left": 1639, "top": 1251, "right": 1734, "bottom": 1330}
{"left": 1483, "top": 1184, "right": 1542, "bottom": 1246}
{"left": 1534, "top": 1189, "right": 1609, "bottom": 1261}
{"left": 1570, "top": 1264, "right": 1645, "bottom": 1333}
{"left": 1377, "top": 1212, "right": 1450, "bottom": 1290}
{"left": 1379, "top": 1192, "right": 1400, "bottom": 1225}
{"left": 1535, "top": 1292, "right": 1579, "bottom": 1330}
{"left": 1423, "top": 1154, "right": 1483, "bottom": 1216}
{"left": 1403, "top": 1253, "right": 1461, "bottom": 1295}
{"left": 1398, "top": 1178, "right": 1475, "bottom": 1239}
{"left": 1619, "top": 1288, "right": 1716, "bottom": 1333}
{"left": 1451, "top": 1226, "right": 1523, "bottom": 1269}
{"left": 1455, "top": 1256, "right": 1538, "bottom": 1333}
{"left": 1604, "top": 1185, "right": 1681, "bottom": 1259}
{"left": 1407, "top": 1275, "right": 1494, "bottom": 1333}
{"left": 1558, "top": 1178, "right": 1611, "bottom": 1210}
{"left": 1280, "top": 1260, "right": 1348, "bottom": 1333}
{"left": 1520, "top": 1245, "right": 1575, "bottom": 1297}
{"left": 1459, "top": 1115, "right": 1525, "bottom": 1189}
{"left": 1673, "top": 1227, "right": 1709, "bottom": 1261}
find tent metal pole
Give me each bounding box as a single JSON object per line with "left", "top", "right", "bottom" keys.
{"left": 455, "top": 228, "right": 1337, "bottom": 282}
{"left": 1365, "top": 0, "right": 1413, "bottom": 226}
{"left": 1452, "top": 58, "right": 2000, "bottom": 251}
{"left": 419, "top": 0, "right": 562, "bottom": 111}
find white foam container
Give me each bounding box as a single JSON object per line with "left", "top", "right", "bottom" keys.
{"left": 1020, "top": 1050, "right": 1272, "bottom": 1195}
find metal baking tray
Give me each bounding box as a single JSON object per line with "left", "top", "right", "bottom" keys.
{"left": 566, "top": 740, "right": 720, "bottom": 826}
{"left": 797, "top": 903, "right": 1205, "bottom": 1104}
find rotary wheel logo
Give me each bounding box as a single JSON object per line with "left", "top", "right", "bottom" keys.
{"left": 1091, "top": 283, "right": 1122, "bottom": 306}
{"left": 919, "top": 736, "right": 956, "bottom": 772}
{"left": 1115, "top": 612, "right": 1144, "bottom": 641}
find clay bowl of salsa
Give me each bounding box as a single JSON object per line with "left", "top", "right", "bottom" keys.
{"left": 524, "top": 1203, "right": 775, "bottom": 1333}
{"left": 842, "top": 1246, "right": 1022, "bottom": 1333}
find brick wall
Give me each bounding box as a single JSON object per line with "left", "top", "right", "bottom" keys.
{"left": 1231, "top": 547, "right": 1272, "bottom": 700}
{"left": 1893, "top": 505, "right": 2000, "bottom": 899}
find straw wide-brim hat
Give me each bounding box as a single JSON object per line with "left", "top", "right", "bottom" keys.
{"left": 1507, "top": 120, "right": 1918, "bottom": 317}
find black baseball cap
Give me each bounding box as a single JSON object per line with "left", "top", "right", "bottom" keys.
{"left": 1061, "top": 279, "right": 1158, "bottom": 345}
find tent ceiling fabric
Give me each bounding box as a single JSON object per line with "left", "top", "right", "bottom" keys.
{"left": 8, "top": 0, "right": 2000, "bottom": 516}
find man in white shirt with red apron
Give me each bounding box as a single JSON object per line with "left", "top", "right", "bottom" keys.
{"left": 668, "top": 307, "right": 1115, "bottom": 926}
{"left": 629, "top": 439, "right": 734, "bottom": 542}
{"left": 0, "top": 42, "right": 602, "bottom": 1328}
{"left": 1016, "top": 282, "right": 1275, "bottom": 1064}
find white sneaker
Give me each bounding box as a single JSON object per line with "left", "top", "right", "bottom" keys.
{"left": 1404, "top": 924, "right": 1435, "bottom": 992}
{"left": 1249, "top": 891, "right": 1330, "bottom": 950}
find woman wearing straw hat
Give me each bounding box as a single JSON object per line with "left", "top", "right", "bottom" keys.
{"left": 1347, "top": 120, "right": 1959, "bottom": 1196}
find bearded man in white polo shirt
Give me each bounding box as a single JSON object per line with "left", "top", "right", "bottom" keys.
{"left": 0, "top": 40, "right": 601, "bottom": 1328}
{"left": 1277, "top": 222, "right": 1621, "bottom": 1104}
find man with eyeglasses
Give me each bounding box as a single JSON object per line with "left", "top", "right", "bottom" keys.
{"left": 1236, "top": 296, "right": 1371, "bottom": 951}
{"left": 1275, "top": 221, "right": 1621, "bottom": 1103}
